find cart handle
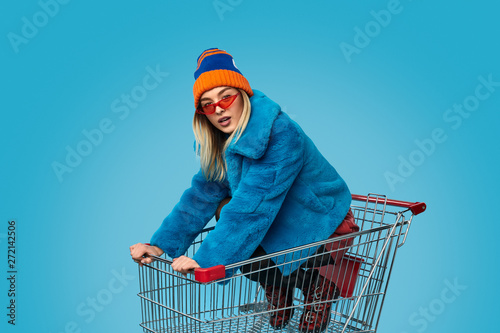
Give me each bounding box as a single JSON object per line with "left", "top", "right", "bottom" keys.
{"left": 351, "top": 194, "right": 426, "bottom": 215}
{"left": 141, "top": 194, "right": 425, "bottom": 283}
{"left": 141, "top": 246, "right": 226, "bottom": 283}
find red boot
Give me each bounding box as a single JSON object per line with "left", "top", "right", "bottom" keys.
{"left": 299, "top": 274, "right": 340, "bottom": 333}
{"left": 263, "top": 284, "right": 295, "bottom": 329}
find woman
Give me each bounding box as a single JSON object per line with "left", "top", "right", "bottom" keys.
{"left": 130, "top": 48, "right": 352, "bottom": 332}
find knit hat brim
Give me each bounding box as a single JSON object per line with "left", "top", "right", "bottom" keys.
{"left": 193, "top": 69, "right": 253, "bottom": 108}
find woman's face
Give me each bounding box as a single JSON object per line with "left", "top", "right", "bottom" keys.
{"left": 199, "top": 86, "right": 244, "bottom": 134}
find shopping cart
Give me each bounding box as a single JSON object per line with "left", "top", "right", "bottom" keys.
{"left": 135, "top": 193, "right": 426, "bottom": 332}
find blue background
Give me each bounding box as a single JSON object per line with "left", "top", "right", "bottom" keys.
{"left": 1, "top": 0, "right": 499, "bottom": 332}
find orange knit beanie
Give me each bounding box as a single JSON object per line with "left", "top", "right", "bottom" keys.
{"left": 193, "top": 48, "right": 253, "bottom": 108}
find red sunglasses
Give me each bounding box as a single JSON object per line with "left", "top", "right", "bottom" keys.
{"left": 196, "top": 92, "right": 240, "bottom": 115}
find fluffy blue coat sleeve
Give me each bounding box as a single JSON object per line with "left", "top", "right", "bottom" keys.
{"left": 150, "top": 170, "right": 229, "bottom": 258}
{"left": 192, "top": 116, "right": 304, "bottom": 270}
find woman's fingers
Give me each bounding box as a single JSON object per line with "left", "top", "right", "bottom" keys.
{"left": 141, "top": 257, "right": 153, "bottom": 264}
{"left": 130, "top": 247, "right": 200, "bottom": 275}
{"left": 171, "top": 256, "right": 200, "bottom": 275}
{"left": 129, "top": 243, "right": 161, "bottom": 267}
{"left": 131, "top": 246, "right": 145, "bottom": 260}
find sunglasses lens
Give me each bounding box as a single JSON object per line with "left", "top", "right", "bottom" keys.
{"left": 219, "top": 94, "right": 237, "bottom": 109}
{"left": 200, "top": 105, "right": 215, "bottom": 114}
{"left": 197, "top": 93, "right": 238, "bottom": 114}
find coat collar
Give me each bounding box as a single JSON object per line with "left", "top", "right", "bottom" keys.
{"left": 226, "top": 90, "right": 281, "bottom": 159}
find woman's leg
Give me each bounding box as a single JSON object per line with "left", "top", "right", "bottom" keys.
{"left": 294, "top": 210, "right": 357, "bottom": 333}
{"left": 240, "top": 246, "right": 295, "bottom": 329}
{"left": 239, "top": 247, "right": 337, "bottom": 332}
{"left": 239, "top": 245, "right": 339, "bottom": 332}
{"left": 216, "top": 197, "right": 294, "bottom": 328}
{"left": 240, "top": 245, "right": 287, "bottom": 286}
{"left": 217, "top": 197, "right": 293, "bottom": 288}
{"left": 216, "top": 199, "right": 346, "bottom": 332}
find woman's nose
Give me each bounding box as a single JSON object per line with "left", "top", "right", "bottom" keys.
{"left": 215, "top": 106, "right": 224, "bottom": 114}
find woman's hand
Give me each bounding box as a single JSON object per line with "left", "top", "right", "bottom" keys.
{"left": 129, "top": 243, "right": 164, "bottom": 266}
{"left": 172, "top": 256, "right": 200, "bottom": 276}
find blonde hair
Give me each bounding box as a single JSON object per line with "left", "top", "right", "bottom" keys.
{"left": 193, "top": 89, "right": 251, "bottom": 182}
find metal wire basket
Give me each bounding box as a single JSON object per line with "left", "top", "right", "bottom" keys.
{"left": 136, "top": 193, "right": 426, "bottom": 332}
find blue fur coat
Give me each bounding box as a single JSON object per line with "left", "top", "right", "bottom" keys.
{"left": 150, "top": 90, "right": 351, "bottom": 276}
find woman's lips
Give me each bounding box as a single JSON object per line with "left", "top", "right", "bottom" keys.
{"left": 218, "top": 116, "right": 231, "bottom": 127}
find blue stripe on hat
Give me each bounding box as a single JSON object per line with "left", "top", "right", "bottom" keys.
{"left": 194, "top": 53, "right": 242, "bottom": 80}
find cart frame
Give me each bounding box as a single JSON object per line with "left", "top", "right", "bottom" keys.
{"left": 136, "top": 193, "right": 426, "bottom": 333}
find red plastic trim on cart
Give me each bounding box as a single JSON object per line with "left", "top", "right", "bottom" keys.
{"left": 194, "top": 265, "right": 226, "bottom": 283}
{"left": 351, "top": 194, "right": 426, "bottom": 215}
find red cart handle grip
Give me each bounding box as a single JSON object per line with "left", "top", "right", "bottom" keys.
{"left": 194, "top": 265, "right": 226, "bottom": 283}
{"left": 351, "top": 194, "right": 426, "bottom": 215}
